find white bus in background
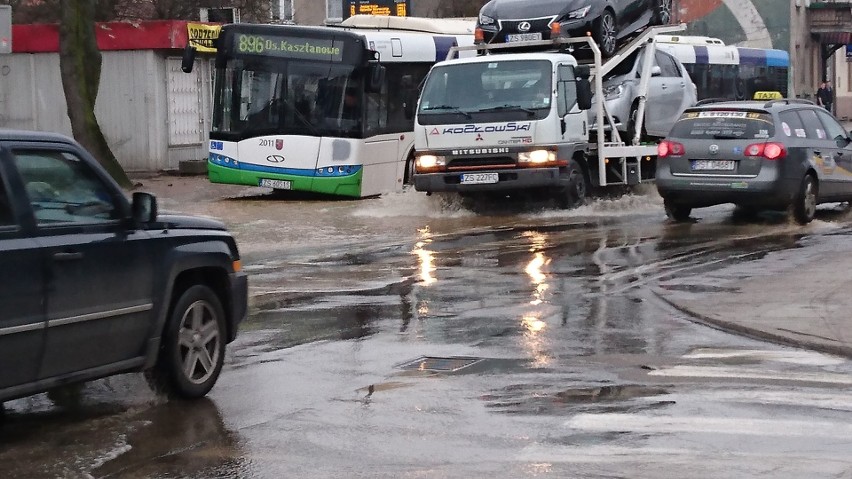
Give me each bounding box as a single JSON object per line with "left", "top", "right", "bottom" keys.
{"left": 655, "top": 35, "right": 790, "bottom": 102}
{"left": 201, "top": 16, "right": 475, "bottom": 198}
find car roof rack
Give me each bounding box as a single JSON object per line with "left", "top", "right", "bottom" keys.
{"left": 763, "top": 99, "right": 815, "bottom": 108}
{"left": 695, "top": 98, "right": 735, "bottom": 106}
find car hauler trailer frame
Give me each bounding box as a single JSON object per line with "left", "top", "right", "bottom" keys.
{"left": 412, "top": 23, "right": 686, "bottom": 206}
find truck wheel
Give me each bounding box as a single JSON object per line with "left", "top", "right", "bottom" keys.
{"left": 791, "top": 174, "right": 817, "bottom": 224}
{"left": 594, "top": 10, "right": 617, "bottom": 57}
{"left": 404, "top": 156, "right": 416, "bottom": 187}
{"left": 146, "top": 285, "right": 226, "bottom": 399}
{"left": 664, "top": 198, "right": 692, "bottom": 222}
{"left": 556, "top": 163, "right": 589, "bottom": 209}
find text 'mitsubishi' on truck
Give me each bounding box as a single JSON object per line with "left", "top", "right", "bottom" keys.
{"left": 412, "top": 24, "right": 699, "bottom": 208}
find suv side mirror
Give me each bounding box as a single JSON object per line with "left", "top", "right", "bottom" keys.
{"left": 837, "top": 136, "right": 851, "bottom": 148}
{"left": 132, "top": 192, "right": 158, "bottom": 224}
{"left": 181, "top": 45, "right": 197, "bottom": 73}
{"left": 651, "top": 66, "right": 662, "bottom": 77}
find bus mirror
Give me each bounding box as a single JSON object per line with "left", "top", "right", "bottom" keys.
{"left": 401, "top": 75, "right": 414, "bottom": 89}
{"left": 576, "top": 78, "right": 593, "bottom": 111}
{"left": 367, "top": 64, "right": 386, "bottom": 93}
{"left": 181, "top": 45, "right": 197, "bottom": 73}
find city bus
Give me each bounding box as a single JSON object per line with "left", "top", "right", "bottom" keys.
{"left": 656, "top": 36, "right": 789, "bottom": 102}
{"left": 204, "top": 19, "right": 474, "bottom": 198}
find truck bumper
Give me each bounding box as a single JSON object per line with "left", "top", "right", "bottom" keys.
{"left": 414, "top": 168, "right": 564, "bottom": 193}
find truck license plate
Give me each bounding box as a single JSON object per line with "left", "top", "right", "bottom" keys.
{"left": 460, "top": 173, "right": 499, "bottom": 185}
{"left": 691, "top": 160, "right": 735, "bottom": 171}
{"left": 506, "top": 33, "right": 542, "bottom": 42}
{"left": 259, "top": 178, "right": 292, "bottom": 189}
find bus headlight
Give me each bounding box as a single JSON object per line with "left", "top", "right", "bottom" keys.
{"left": 518, "top": 150, "right": 556, "bottom": 164}
{"left": 416, "top": 154, "right": 446, "bottom": 171}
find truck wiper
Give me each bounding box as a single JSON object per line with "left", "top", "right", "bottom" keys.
{"left": 422, "top": 105, "right": 473, "bottom": 120}
{"left": 478, "top": 104, "right": 536, "bottom": 116}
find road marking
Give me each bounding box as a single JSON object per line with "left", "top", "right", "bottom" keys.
{"left": 648, "top": 365, "right": 852, "bottom": 385}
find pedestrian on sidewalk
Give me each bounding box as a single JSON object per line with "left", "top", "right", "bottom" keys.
{"left": 817, "top": 80, "right": 834, "bottom": 113}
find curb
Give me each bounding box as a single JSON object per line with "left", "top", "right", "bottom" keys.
{"left": 652, "top": 288, "right": 852, "bottom": 360}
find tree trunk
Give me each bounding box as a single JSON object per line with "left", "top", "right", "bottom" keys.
{"left": 59, "top": 0, "right": 132, "bottom": 188}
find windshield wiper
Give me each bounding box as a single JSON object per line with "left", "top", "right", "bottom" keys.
{"left": 478, "top": 104, "right": 536, "bottom": 116}
{"left": 422, "top": 105, "right": 473, "bottom": 120}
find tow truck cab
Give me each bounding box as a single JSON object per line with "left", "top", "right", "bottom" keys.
{"left": 413, "top": 52, "right": 593, "bottom": 199}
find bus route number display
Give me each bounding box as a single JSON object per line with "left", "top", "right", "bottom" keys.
{"left": 235, "top": 33, "right": 343, "bottom": 61}
{"left": 345, "top": 0, "right": 409, "bottom": 19}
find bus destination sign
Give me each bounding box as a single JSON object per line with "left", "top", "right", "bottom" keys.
{"left": 234, "top": 33, "right": 344, "bottom": 61}
{"left": 344, "top": 0, "right": 409, "bottom": 19}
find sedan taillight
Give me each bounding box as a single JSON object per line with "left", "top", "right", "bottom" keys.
{"left": 658, "top": 140, "right": 685, "bottom": 158}
{"left": 745, "top": 142, "right": 787, "bottom": 160}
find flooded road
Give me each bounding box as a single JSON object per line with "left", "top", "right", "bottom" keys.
{"left": 4, "top": 178, "right": 852, "bottom": 478}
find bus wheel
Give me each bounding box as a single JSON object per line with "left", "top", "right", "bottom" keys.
{"left": 556, "top": 163, "right": 589, "bottom": 209}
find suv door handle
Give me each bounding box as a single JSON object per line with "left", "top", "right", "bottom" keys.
{"left": 661, "top": 84, "right": 668, "bottom": 90}
{"left": 53, "top": 251, "right": 83, "bottom": 261}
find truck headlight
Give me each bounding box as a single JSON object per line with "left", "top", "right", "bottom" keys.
{"left": 416, "top": 155, "right": 446, "bottom": 170}
{"left": 567, "top": 6, "right": 591, "bottom": 19}
{"left": 479, "top": 13, "right": 496, "bottom": 25}
{"left": 518, "top": 149, "right": 556, "bottom": 164}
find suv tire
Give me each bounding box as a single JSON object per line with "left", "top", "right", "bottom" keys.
{"left": 664, "top": 198, "right": 692, "bottom": 222}
{"left": 791, "top": 174, "right": 817, "bottom": 224}
{"left": 146, "top": 285, "right": 227, "bottom": 399}
{"left": 594, "top": 10, "right": 618, "bottom": 57}
{"left": 652, "top": 0, "right": 673, "bottom": 25}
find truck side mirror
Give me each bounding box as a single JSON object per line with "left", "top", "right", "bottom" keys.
{"left": 576, "top": 78, "right": 593, "bottom": 111}
{"left": 181, "top": 45, "right": 197, "bottom": 73}
{"left": 367, "top": 64, "right": 386, "bottom": 93}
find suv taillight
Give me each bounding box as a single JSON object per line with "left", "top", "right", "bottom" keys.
{"left": 658, "top": 140, "right": 685, "bottom": 158}
{"left": 745, "top": 142, "right": 787, "bottom": 160}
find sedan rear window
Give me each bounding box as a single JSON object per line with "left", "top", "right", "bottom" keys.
{"left": 668, "top": 111, "right": 775, "bottom": 140}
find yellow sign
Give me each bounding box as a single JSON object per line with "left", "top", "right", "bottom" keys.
{"left": 753, "top": 91, "right": 783, "bottom": 100}
{"left": 188, "top": 23, "right": 221, "bottom": 52}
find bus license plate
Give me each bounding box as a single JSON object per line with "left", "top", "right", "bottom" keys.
{"left": 259, "top": 178, "right": 292, "bottom": 189}
{"left": 460, "top": 173, "right": 499, "bottom": 185}
{"left": 506, "top": 33, "right": 542, "bottom": 42}
{"left": 692, "top": 160, "right": 735, "bottom": 171}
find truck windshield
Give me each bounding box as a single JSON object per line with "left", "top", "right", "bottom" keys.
{"left": 418, "top": 60, "right": 552, "bottom": 124}
{"left": 212, "top": 58, "right": 363, "bottom": 139}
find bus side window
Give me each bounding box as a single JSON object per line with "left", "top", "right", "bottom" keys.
{"left": 366, "top": 77, "right": 388, "bottom": 135}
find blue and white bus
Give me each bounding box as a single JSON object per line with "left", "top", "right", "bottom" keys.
{"left": 656, "top": 36, "right": 789, "bottom": 102}
{"left": 206, "top": 17, "right": 474, "bottom": 198}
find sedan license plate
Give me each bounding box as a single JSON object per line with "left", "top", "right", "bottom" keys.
{"left": 506, "top": 32, "right": 542, "bottom": 42}
{"left": 259, "top": 178, "right": 292, "bottom": 189}
{"left": 691, "top": 160, "right": 735, "bottom": 171}
{"left": 460, "top": 173, "right": 499, "bottom": 185}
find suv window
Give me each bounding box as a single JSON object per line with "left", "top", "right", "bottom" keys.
{"left": 668, "top": 111, "right": 774, "bottom": 139}
{"left": 0, "top": 176, "right": 14, "bottom": 226}
{"left": 655, "top": 52, "right": 680, "bottom": 78}
{"left": 796, "top": 109, "right": 825, "bottom": 140}
{"left": 13, "top": 150, "right": 118, "bottom": 225}
{"left": 778, "top": 110, "right": 807, "bottom": 139}
{"left": 814, "top": 108, "right": 848, "bottom": 141}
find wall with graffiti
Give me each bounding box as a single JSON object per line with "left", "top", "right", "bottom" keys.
{"left": 676, "top": 0, "right": 790, "bottom": 50}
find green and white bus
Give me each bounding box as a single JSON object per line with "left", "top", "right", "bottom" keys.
{"left": 204, "top": 18, "right": 474, "bottom": 197}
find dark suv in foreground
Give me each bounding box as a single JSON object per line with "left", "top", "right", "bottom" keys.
{"left": 0, "top": 129, "right": 248, "bottom": 403}
{"left": 656, "top": 100, "right": 852, "bottom": 224}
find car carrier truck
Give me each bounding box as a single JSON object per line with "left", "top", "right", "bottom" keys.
{"left": 412, "top": 24, "right": 686, "bottom": 207}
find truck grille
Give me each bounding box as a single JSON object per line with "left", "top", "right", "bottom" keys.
{"left": 447, "top": 156, "right": 516, "bottom": 170}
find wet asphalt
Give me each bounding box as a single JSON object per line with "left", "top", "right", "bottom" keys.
{"left": 3, "top": 180, "right": 852, "bottom": 478}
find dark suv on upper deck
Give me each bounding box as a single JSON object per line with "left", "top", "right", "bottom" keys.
{"left": 0, "top": 129, "right": 248, "bottom": 404}
{"left": 656, "top": 99, "right": 852, "bottom": 224}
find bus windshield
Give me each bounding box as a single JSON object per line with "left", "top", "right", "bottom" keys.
{"left": 213, "top": 58, "right": 363, "bottom": 139}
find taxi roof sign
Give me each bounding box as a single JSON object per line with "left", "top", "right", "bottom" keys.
{"left": 1, "top": 5, "right": 11, "bottom": 55}
{"left": 754, "top": 91, "right": 783, "bottom": 100}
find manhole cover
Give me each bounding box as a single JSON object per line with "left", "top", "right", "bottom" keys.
{"left": 398, "top": 356, "right": 482, "bottom": 372}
